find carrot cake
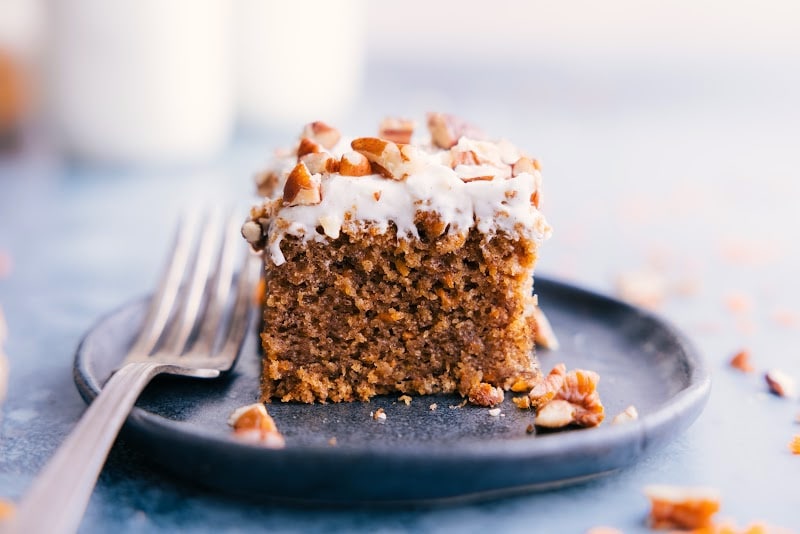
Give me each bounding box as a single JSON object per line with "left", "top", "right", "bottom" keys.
{"left": 242, "top": 114, "right": 551, "bottom": 403}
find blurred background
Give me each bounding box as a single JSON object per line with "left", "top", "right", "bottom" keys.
{"left": 1, "top": 0, "right": 800, "bottom": 530}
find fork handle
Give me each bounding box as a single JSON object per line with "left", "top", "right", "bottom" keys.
{"left": 8, "top": 362, "right": 163, "bottom": 534}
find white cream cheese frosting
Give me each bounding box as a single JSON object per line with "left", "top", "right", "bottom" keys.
{"left": 244, "top": 115, "right": 551, "bottom": 266}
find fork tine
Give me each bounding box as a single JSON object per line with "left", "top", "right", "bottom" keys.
{"left": 158, "top": 210, "right": 222, "bottom": 356}
{"left": 128, "top": 214, "right": 197, "bottom": 359}
{"left": 190, "top": 212, "right": 241, "bottom": 355}
{"left": 213, "top": 249, "right": 260, "bottom": 370}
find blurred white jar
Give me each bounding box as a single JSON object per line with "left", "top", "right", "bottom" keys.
{"left": 47, "top": 0, "right": 233, "bottom": 164}
{"left": 234, "top": 0, "right": 365, "bottom": 129}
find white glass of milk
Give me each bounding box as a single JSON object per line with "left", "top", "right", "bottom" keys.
{"left": 234, "top": 0, "right": 366, "bottom": 129}
{"left": 47, "top": 0, "right": 234, "bottom": 164}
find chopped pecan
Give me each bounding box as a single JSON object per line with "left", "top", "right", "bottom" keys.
{"left": 426, "top": 112, "right": 486, "bottom": 149}
{"left": 254, "top": 169, "right": 280, "bottom": 198}
{"left": 338, "top": 150, "right": 372, "bottom": 176}
{"left": 511, "top": 156, "right": 537, "bottom": 177}
{"left": 302, "top": 121, "right": 341, "bottom": 149}
{"left": 556, "top": 369, "right": 605, "bottom": 427}
{"left": 765, "top": 369, "right": 796, "bottom": 398}
{"left": 531, "top": 304, "right": 559, "bottom": 350}
{"left": 379, "top": 117, "right": 415, "bottom": 144}
{"left": 528, "top": 363, "right": 566, "bottom": 408}
{"left": 468, "top": 382, "right": 505, "bottom": 407}
{"left": 644, "top": 485, "right": 721, "bottom": 530}
{"left": 300, "top": 152, "right": 338, "bottom": 175}
{"left": 283, "top": 162, "right": 322, "bottom": 206}
{"left": 790, "top": 435, "right": 800, "bottom": 455}
{"left": 535, "top": 399, "right": 576, "bottom": 428}
{"left": 241, "top": 220, "right": 263, "bottom": 247}
{"left": 460, "top": 175, "right": 494, "bottom": 183}
{"left": 450, "top": 149, "right": 480, "bottom": 168}
{"left": 351, "top": 137, "right": 416, "bottom": 180}
{"left": 729, "top": 349, "right": 754, "bottom": 373}
{"left": 297, "top": 137, "right": 320, "bottom": 158}
{"left": 228, "top": 403, "right": 285, "bottom": 448}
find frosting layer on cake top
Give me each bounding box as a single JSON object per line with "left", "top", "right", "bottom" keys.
{"left": 243, "top": 114, "right": 551, "bottom": 265}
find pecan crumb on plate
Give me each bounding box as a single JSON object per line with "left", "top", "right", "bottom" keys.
{"left": 228, "top": 403, "right": 285, "bottom": 449}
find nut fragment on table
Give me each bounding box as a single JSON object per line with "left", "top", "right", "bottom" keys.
{"left": 729, "top": 349, "right": 754, "bottom": 373}
{"left": 228, "top": 403, "right": 285, "bottom": 448}
{"left": 790, "top": 435, "right": 800, "bottom": 455}
{"left": 371, "top": 407, "right": 386, "bottom": 421}
{"left": 644, "top": 485, "right": 721, "bottom": 530}
{"left": 764, "top": 369, "right": 796, "bottom": 398}
{"left": 0, "top": 499, "right": 14, "bottom": 521}
{"left": 612, "top": 405, "right": 639, "bottom": 425}
{"left": 398, "top": 394, "right": 412, "bottom": 406}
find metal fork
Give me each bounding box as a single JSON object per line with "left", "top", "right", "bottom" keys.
{"left": 7, "top": 212, "right": 261, "bottom": 534}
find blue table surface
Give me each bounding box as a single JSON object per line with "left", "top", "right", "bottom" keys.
{"left": 1, "top": 59, "right": 799, "bottom": 533}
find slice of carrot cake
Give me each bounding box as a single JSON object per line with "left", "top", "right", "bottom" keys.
{"left": 242, "top": 113, "right": 551, "bottom": 403}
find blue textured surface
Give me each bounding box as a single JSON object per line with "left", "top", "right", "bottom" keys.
{"left": 2, "top": 59, "right": 800, "bottom": 532}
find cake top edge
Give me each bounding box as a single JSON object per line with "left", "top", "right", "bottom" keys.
{"left": 243, "top": 113, "right": 551, "bottom": 265}
{"left": 255, "top": 113, "right": 542, "bottom": 201}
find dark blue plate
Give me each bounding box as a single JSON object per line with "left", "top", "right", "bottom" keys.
{"left": 73, "top": 276, "right": 710, "bottom": 504}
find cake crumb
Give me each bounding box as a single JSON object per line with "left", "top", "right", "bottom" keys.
{"left": 729, "top": 350, "right": 754, "bottom": 373}
{"left": 449, "top": 399, "right": 468, "bottom": 409}
{"left": 468, "top": 382, "right": 504, "bottom": 407}
{"left": 328, "top": 437, "right": 337, "bottom": 446}
{"left": 612, "top": 405, "right": 639, "bottom": 424}
{"left": 398, "top": 395, "right": 412, "bottom": 406}
{"left": 644, "top": 485, "right": 720, "bottom": 530}
{"left": 371, "top": 408, "right": 386, "bottom": 421}
{"left": 790, "top": 435, "right": 800, "bottom": 455}
{"left": 765, "top": 370, "right": 796, "bottom": 398}
{"left": 429, "top": 403, "right": 438, "bottom": 411}
{"left": 512, "top": 396, "right": 532, "bottom": 410}
{"left": 525, "top": 423, "right": 535, "bottom": 434}
{"left": 488, "top": 408, "right": 501, "bottom": 417}
{"left": 228, "top": 403, "right": 285, "bottom": 448}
